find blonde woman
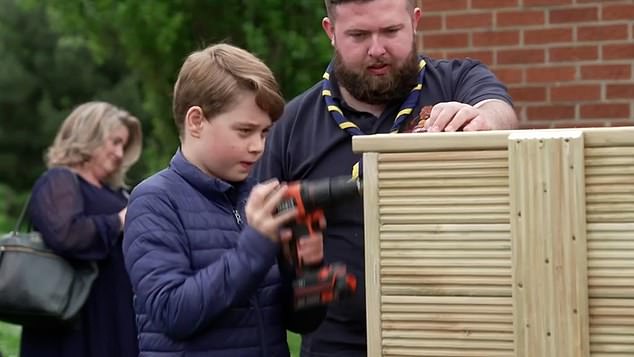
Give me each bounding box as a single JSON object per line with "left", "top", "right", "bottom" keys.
{"left": 20, "top": 101, "right": 142, "bottom": 357}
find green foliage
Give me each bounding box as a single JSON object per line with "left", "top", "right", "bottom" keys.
{"left": 37, "top": 0, "right": 332, "bottom": 171}
{"left": 0, "top": 0, "right": 148, "bottom": 190}
{"left": 0, "top": 183, "right": 28, "bottom": 231}
{"left": 3, "top": 0, "right": 332, "bottom": 189}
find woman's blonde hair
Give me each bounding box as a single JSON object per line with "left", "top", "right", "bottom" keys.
{"left": 46, "top": 101, "right": 142, "bottom": 188}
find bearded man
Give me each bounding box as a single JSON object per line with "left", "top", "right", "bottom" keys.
{"left": 254, "top": 0, "right": 518, "bottom": 356}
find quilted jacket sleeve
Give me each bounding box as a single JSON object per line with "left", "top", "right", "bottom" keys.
{"left": 123, "top": 184, "right": 281, "bottom": 340}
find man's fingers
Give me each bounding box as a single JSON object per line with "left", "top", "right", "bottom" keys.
{"left": 445, "top": 107, "right": 478, "bottom": 132}
{"left": 425, "top": 102, "right": 483, "bottom": 132}
{"left": 426, "top": 105, "right": 448, "bottom": 132}
{"left": 463, "top": 116, "right": 492, "bottom": 131}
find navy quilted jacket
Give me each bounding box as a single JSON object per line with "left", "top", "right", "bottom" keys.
{"left": 123, "top": 150, "right": 322, "bottom": 356}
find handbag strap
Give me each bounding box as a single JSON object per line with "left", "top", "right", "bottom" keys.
{"left": 13, "top": 169, "right": 81, "bottom": 233}
{"left": 12, "top": 193, "right": 32, "bottom": 233}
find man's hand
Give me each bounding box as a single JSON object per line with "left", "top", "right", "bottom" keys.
{"left": 424, "top": 99, "right": 518, "bottom": 132}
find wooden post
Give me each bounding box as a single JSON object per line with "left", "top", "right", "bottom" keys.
{"left": 509, "top": 130, "right": 590, "bottom": 357}
{"left": 363, "top": 152, "right": 383, "bottom": 357}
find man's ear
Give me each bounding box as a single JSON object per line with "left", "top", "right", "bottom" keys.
{"left": 413, "top": 7, "right": 422, "bottom": 32}
{"left": 184, "top": 106, "right": 205, "bottom": 139}
{"left": 322, "top": 17, "right": 335, "bottom": 46}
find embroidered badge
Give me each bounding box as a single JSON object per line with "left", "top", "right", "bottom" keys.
{"left": 403, "top": 105, "right": 433, "bottom": 133}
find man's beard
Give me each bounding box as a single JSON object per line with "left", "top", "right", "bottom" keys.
{"left": 333, "top": 45, "right": 420, "bottom": 105}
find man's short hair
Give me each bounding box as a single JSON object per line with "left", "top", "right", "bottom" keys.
{"left": 172, "top": 43, "right": 284, "bottom": 137}
{"left": 324, "top": 0, "right": 416, "bottom": 19}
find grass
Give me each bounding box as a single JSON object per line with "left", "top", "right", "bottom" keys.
{"left": 0, "top": 322, "right": 20, "bottom": 357}
{"left": 288, "top": 331, "right": 301, "bottom": 357}
{"left": 0, "top": 323, "right": 299, "bottom": 357}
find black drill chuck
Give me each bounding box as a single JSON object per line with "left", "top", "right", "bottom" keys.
{"left": 299, "top": 176, "right": 362, "bottom": 211}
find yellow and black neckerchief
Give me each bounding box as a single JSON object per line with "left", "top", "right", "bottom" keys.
{"left": 321, "top": 58, "right": 427, "bottom": 179}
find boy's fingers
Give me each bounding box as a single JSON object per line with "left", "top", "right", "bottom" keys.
{"left": 263, "top": 184, "right": 288, "bottom": 213}
{"left": 279, "top": 228, "right": 293, "bottom": 243}
{"left": 271, "top": 207, "right": 297, "bottom": 228}
{"left": 254, "top": 180, "right": 280, "bottom": 200}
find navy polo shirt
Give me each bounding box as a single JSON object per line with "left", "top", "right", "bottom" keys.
{"left": 253, "top": 56, "right": 512, "bottom": 356}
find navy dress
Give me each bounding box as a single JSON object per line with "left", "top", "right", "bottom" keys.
{"left": 20, "top": 167, "right": 138, "bottom": 357}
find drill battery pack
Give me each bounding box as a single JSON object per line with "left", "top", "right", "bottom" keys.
{"left": 292, "top": 263, "right": 357, "bottom": 310}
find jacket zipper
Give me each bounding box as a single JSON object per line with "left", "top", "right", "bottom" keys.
{"left": 227, "top": 193, "right": 268, "bottom": 354}
{"left": 225, "top": 192, "right": 244, "bottom": 228}
{"left": 232, "top": 209, "right": 243, "bottom": 226}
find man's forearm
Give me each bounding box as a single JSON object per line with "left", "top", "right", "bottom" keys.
{"left": 475, "top": 99, "right": 519, "bottom": 130}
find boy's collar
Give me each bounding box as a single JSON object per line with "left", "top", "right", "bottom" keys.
{"left": 170, "top": 149, "right": 252, "bottom": 197}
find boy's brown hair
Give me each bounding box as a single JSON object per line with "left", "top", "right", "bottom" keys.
{"left": 172, "top": 43, "right": 285, "bottom": 137}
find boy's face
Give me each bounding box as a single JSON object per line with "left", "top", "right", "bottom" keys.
{"left": 184, "top": 92, "right": 272, "bottom": 182}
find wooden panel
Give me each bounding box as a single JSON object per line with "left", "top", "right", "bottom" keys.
{"left": 377, "top": 151, "right": 511, "bottom": 297}
{"left": 585, "top": 144, "right": 634, "bottom": 355}
{"left": 589, "top": 298, "right": 634, "bottom": 356}
{"left": 352, "top": 127, "right": 634, "bottom": 357}
{"left": 363, "top": 152, "right": 382, "bottom": 357}
{"left": 381, "top": 296, "right": 514, "bottom": 357}
{"left": 509, "top": 131, "right": 590, "bottom": 357}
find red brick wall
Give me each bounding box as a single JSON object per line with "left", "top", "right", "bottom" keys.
{"left": 416, "top": 0, "right": 634, "bottom": 128}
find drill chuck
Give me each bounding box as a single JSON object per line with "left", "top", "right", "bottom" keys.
{"left": 299, "top": 176, "right": 362, "bottom": 211}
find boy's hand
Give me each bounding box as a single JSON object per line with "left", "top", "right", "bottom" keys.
{"left": 246, "top": 180, "right": 297, "bottom": 242}
{"left": 279, "top": 227, "right": 325, "bottom": 266}
{"left": 297, "top": 230, "right": 324, "bottom": 265}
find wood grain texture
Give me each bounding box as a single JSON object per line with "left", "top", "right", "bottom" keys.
{"left": 353, "top": 127, "right": 634, "bottom": 357}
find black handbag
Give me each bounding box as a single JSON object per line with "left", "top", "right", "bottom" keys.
{"left": 0, "top": 192, "right": 98, "bottom": 327}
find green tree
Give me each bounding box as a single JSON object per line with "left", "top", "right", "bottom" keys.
{"left": 40, "top": 0, "right": 332, "bottom": 171}
{"left": 0, "top": 0, "right": 147, "bottom": 194}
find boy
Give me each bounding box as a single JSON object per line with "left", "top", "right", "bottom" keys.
{"left": 123, "top": 43, "right": 324, "bottom": 356}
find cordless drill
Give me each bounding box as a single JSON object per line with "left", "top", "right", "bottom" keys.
{"left": 277, "top": 176, "right": 362, "bottom": 310}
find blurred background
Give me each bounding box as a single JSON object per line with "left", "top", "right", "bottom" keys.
{"left": 0, "top": 0, "right": 331, "bottom": 229}
{"left": 0, "top": 0, "right": 329, "bottom": 355}
{"left": 1, "top": 0, "right": 633, "bottom": 355}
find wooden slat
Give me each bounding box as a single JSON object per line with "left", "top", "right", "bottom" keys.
{"left": 383, "top": 348, "right": 513, "bottom": 357}
{"left": 381, "top": 286, "right": 511, "bottom": 296}
{"left": 589, "top": 297, "right": 634, "bottom": 355}
{"left": 380, "top": 196, "right": 509, "bottom": 205}
{"left": 381, "top": 223, "right": 511, "bottom": 232}
{"left": 380, "top": 186, "right": 509, "bottom": 197}
{"left": 381, "top": 213, "right": 509, "bottom": 224}
{"left": 380, "top": 241, "right": 511, "bottom": 250}
{"left": 379, "top": 168, "right": 508, "bottom": 179}
{"left": 509, "top": 131, "right": 590, "bottom": 357}
{"left": 382, "top": 321, "right": 514, "bottom": 333}
{"left": 352, "top": 131, "right": 510, "bottom": 152}
{"left": 363, "top": 152, "right": 382, "bottom": 357}
{"left": 378, "top": 150, "right": 508, "bottom": 162}
{"left": 379, "top": 177, "right": 509, "bottom": 188}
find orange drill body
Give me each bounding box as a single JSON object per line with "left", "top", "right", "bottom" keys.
{"left": 278, "top": 177, "right": 361, "bottom": 310}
